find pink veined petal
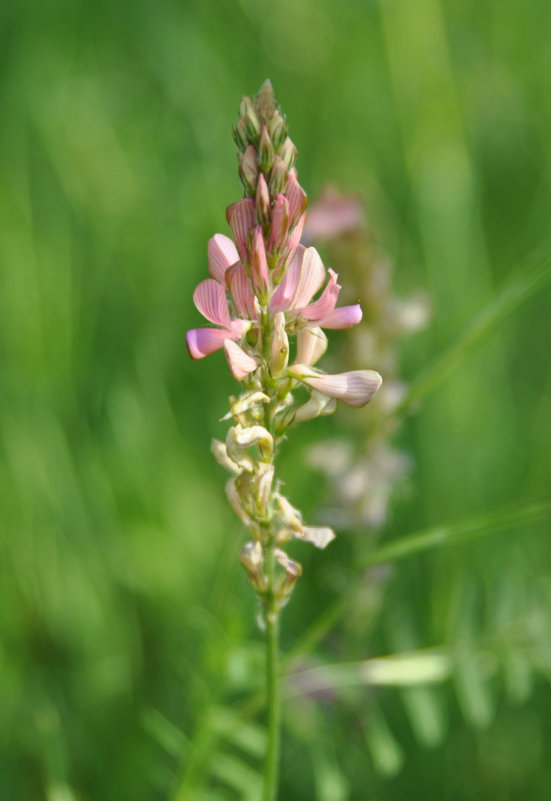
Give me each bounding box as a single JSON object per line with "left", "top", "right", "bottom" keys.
{"left": 229, "top": 318, "right": 252, "bottom": 338}
{"left": 224, "top": 339, "right": 259, "bottom": 380}
{"left": 226, "top": 262, "right": 256, "bottom": 319}
{"left": 270, "top": 245, "right": 305, "bottom": 311}
{"left": 193, "top": 279, "right": 232, "bottom": 328}
{"left": 186, "top": 327, "right": 233, "bottom": 359}
{"left": 291, "top": 246, "right": 326, "bottom": 309}
{"left": 295, "top": 326, "right": 328, "bottom": 366}
{"left": 251, "top": 226, "right": 270, "bottom": 292}
{"left": 285, "top": 168, "right": 308, "bottom": 225}
{"left": 283, "top": 212, "right": 306, "bottom": 263}
{"left": 316, "top": 303, "right": 363, "bottom": 329}
{"left": 300, "top": 268, "right": 341, "bottom": 322}
{"left": 267, "top": 194, "right": 290, "bottom": 253}
{"left": 226, "top": 198, "right": 256, "bottom": 264}
{"left": 208, "top": 234, "right": 240, "bottom": 283}
{"left": 289, "top": 364, "right": 382, "bottom": 407}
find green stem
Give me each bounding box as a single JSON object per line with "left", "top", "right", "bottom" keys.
{"left": 262, "top": 545, "right": 280, "bottom": 801}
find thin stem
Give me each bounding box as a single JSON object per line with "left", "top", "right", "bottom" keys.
{"left": 263, "top": 544, "right": 280, "bottom": 801}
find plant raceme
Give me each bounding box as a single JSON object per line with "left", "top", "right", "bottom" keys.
{"left": 186, "top": 82, "right": 382, "bottom": 620}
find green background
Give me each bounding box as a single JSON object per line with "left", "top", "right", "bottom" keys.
{"left": 1, "top": 0, "right": 550, "bottom": 799}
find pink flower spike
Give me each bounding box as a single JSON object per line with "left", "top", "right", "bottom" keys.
{"left": 186, "top": 327, "right": 235, "bottom": 359}
{"left": 267, "top": 194, "right": 290, "bottom": 253}
{"left": 226, "top": 198, "right": 256, "bottom": 264}
{"left": 291, "top": 247, "right": 326, "bottom": 309}
{"left": 317, "top": 303, "right": 363, "bottom": 329}
{"left": 226, "top": 262, "right": 256, "bottom": 319}
{"left": 251, "top": 226, "right": 270, "bottom": 293}
{"left": 289, "top": 364, "right": 382, "bottom": 407}
{"left": 295, "top": 326, "right": 327, "bottom": 366}
{"left": 224, "top": 340, "right": 259, "bottom": 380}
{"left": 285, "top": 168, "right": 307, "bottom": 225}
{"left": 208, "top": 234, "right": 240, "bottom": 284}
{"left": 301, "top": 268, "right": 341, "bottom": 322}
{"left": 193, "top": 279, "right": 233, "bottom": 328}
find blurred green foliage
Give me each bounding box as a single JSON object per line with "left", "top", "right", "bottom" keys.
{"left": 1, "top": 0, "right": 550, "bottom": 799}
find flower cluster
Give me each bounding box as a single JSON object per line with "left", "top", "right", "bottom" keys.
{"left": 303, "top": 187, "right": 430, "bottom": 531}
{"left": 186, "top": 83, "right": 382, "bottom": 618}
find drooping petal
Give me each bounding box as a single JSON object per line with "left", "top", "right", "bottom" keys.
{"left": 290, "top": 246, "right": 326, "bottom": 309}
{"left": 295, "top": 326, "right": 328, "bottom": 366}
{"left": 300, "top": 268, "right": 341, "bottom": 322}
{"left": 317, "top": 303, "right": 363, "bottom": 329}
{"left": 297, "top": 525, "right": 336, "bottom": 549}
{"left": 193, "top": 279, "right": 232, "bottom": 328}
{"left": 226, "top": 262, "right": 256, "bottom": 319}
{"left": 293, "top": 389, "right": 337, "bottom": 423}
{"left": 208, "top": 234, "right": 240, "bottom": 283}
{"left": 224, "top": 339, "right": 259, "bottom": 380}
{"left": 289, "top": 364, "right": 382, "bottom": 407}
{"left": 226, "top": 198, "right": 256, "bottom": 263}
{"left": 285, "top": 168, "right": 308, "bottom": 225}
{"left": 186, "top": 327, "right": 233, "bottom": 359}
{"left": 251, "top": 226, "right": 270, "bottom": 293}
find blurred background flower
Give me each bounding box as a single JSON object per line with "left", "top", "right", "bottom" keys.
{"left": 1, "top": 1, "right": 550, "bottom": 800}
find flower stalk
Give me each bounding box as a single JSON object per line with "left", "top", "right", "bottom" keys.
{"left": 186, "top": 81, "right": 382, "bottom": 800}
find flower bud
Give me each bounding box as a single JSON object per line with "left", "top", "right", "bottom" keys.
{"left": 269, "top": 110, "right": 287, "bottom": 149}
{"left": 295, "top": 326, "right": 327, "bottom": 366}
{"left": 267, "top": 194, "right": 290, "bottom": 254}
{"left": 250, "top": 226, "right": 270, "bottom": 294}
{"left": 279, "top": 137, "right": 297, "bottom": 172}
{"left": 269, "top": 312, "right": 289, "bottom": 377}
{"left": 258, "top": 125, "right": 274, "bottom": 173}
{"left": 269, "top": 155, "right": 288, "bottom": 195}
{"left": 238, "top": 144, "right": 258, "bottom": 195}
{"left": 232, "top": 119, "right": 248, "bottom": 152}
{"left": 240, "top": 97, "right": 261, "bottom": 143}
{"left": 254, "top": 79, "right": 277, "bottom": 122}
{"left": 256, "top": 173, "right": 271, "bottom": 225}
{"left": 285, "top": 168, "right": 308, "bottom": 226}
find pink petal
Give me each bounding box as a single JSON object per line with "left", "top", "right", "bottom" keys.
{"left": 270, "top": 245, "right": 305, "bottom": 311}
{"left": 289, "top": 365, "right": 382, "bottom": 407}
{"left": 226, "top": 262, "right": 256, "bottom": 319}
{"left": 285, "top": 168, "right": 307, "bottom": 225}
{"left": 224, "top": 340, "right": 259, "bottom": 380}
{"left": 186, "top": 327, "right": 233, "bottom": 359}
{"left": 229, "top": 318, "right": 252, "bottom": 338}
{"left": 208, "top": 234, "right": 239, "bottom": 284}
{"left": 282, "top": 212, "right": 306, "bottom": 265}
{"left": 301, "top": 268, "right": 341, "bottom": 322}
{"left": 267, "top": 194, "right": 290, "bottom": 253}
{"left": 295, "top": 326, "right": 327, "bottom": 366}
{"left": 291, "top": 247, "right": 326, "bottom": 309}
{"left": 251, "top": 226, "right": 270, "bottom": 292}
{"left": 317, "top": 303, "right": 363, "bottom": 329}
{"left": 226, "top": 198, "right": 256, "bottom": 264}
{"left": 193, "top": 279, "right": 232, "bottom": 328}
